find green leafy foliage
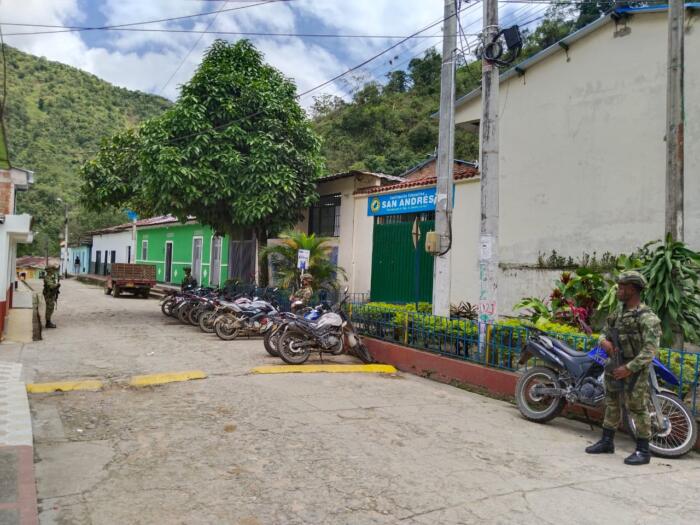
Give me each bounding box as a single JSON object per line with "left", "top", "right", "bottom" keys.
{"left": 259, "top": 231, "right": 345, "bottom": 291}
{"left": 641, "top": 236, "right": 700, "bottom": 346}
{"left": 82, "top": 40, "right": 324, "bottom": 245}
{"left": 2, "top": 45, "right": 170, "bottom": 256}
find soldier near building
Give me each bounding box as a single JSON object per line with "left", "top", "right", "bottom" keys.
{"left": 585, "top": 270, "right": 661, "bottom": 465}
{"left": 181, "top": 267, "right": 197, "bottom": 291}
{"left": 290, "top": 273, "right": 314, "bottom": 312}
{"left": 43, "top": 265, "right": 60, "bottom": 328}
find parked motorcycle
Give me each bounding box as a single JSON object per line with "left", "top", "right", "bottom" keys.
{"left": 263, "top": 303, "right": 330, "bottom": 357}
{"left": 213, "top": 296, "right": 279, "bottom": 341}
{"left": 515, "top": 327, "right": 697, "bottom": 458}
{"left": 276, "top": 289, "right": 374, "bottom": 365}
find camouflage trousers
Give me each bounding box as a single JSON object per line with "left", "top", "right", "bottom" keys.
{"left": 44, "top": 297, "right": 56, "bottom": 323}
{"left": 602, "top": 368, "right": 651, "bottom": 439}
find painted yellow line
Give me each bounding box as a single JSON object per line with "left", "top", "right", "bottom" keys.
{"left": 129, "top": 370, "right": 207, "bottom": 387}
{"left": 27, "top": 380, "right": 103, "bottom": 393}
{"left": 251, "top": 364, "right": 397, "bottom": 375}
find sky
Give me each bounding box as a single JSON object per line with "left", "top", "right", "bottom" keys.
{"left": 0, "top": 0, "right": 544, "bottom": 107}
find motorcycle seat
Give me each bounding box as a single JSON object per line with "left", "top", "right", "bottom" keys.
{"left": 551, "top": 338, "right": 588, "bottom": 359}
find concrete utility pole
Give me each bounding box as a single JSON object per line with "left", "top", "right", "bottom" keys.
{"left": 665, "top": 0, "right": 684, "bottom": 241}
{"left": 478, "top": 0, "right": 500, "bottom": 354}
{"left": 432, "top": 0, "right": 457, "bottom": 318}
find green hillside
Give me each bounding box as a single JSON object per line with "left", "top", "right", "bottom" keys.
{"left": 2, "top": 45, "right": 171, "bottom": 256}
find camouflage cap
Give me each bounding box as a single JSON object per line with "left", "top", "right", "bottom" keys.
{"left": 46, "top": 265, "right": 59, "bottom": 271}
{"left": 300, "top": 273, "right": 313, "bottom": 281}
{"left": 617, "top": 270, "right": 647, "bottom": 289}
{"left": 183, "top": 266, "right": 192, "bottom": 272}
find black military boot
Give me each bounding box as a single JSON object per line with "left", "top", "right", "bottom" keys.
{"left": 45, "top": 321, "right": 56, "bottom": 329}
{"left": 585, "top": 428, "right": 615, "bottom": 454}
{"left": 624, "top": 438, "right": 651, "bottom": 465}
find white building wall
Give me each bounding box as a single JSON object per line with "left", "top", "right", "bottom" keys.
{"left": 91, "top": 231, "right": 133, "bottom": 266}
{"left": 448, "top": 178, "right": 481, "bottom": 305}
{"left": 350, "top": 194, "right": 375, "bottom": 295}
{"left": 454, "top": 11, "right": 699, "bottom": 313}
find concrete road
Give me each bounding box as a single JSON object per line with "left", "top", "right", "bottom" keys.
{"left": 2, "top": 279, "right": 699, "bottom": 525}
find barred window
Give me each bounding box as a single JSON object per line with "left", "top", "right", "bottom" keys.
{"left": 308, "top": 193, "right": 341, "bottom": 237}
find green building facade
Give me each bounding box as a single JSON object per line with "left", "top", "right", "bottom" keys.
{"left": 135, "top": 221, "right": 229, "bottom": 287}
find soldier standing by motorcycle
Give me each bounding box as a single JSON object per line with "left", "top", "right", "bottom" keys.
{"left": 181, "top": 267, "right": 197, "bottom": 291}
{"left": 585, "top": 271, "right": 661, "bottom": 465}
{"left": 43, "top": 265, "right": 60, "bottom": 328}
{"left": 290, "top": 273, "right": 314, "bottom": 313}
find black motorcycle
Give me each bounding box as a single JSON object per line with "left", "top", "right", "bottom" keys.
{"left": 277, "top": 289, "right": 373, "bottom": 365}
{"left": 515, "top": 327, "right": 697, "bottom": 458}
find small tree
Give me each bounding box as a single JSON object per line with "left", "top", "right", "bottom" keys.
{"left": 82, "top": 40, "right": 325, "bottom": 284}
{"left": 259, "top": 231, "right": 346, "bottom": 292}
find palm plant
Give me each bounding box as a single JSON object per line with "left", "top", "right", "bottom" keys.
{"left": 259, "top": 231, "right": 347, "bottom": 291}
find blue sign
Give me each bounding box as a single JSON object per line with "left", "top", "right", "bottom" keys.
{"left": 367, "top": 188, "right": 436, "bottom": 217}
{"left": 126, "top": 210, "right": 139, "bottom": 221}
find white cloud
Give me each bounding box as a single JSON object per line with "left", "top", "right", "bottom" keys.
{"left": 0, "top": 0, "right": 470, "bottom": 105}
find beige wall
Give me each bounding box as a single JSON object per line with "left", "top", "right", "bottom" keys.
{"left": 282, "top": 174, "right": 382, "bottom": 290}
{"left": 455, "top": 12, "right": 699, "bottom": 312}
{"left": 447, "top": 178, "right": 481, "bottom": 304}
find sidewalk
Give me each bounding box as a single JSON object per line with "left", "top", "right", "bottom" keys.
{"left": 3, "top": 281, "right": 39, "bottom": 344}
{"left": 0, "top": 362, "right": 37, "bottom": 525}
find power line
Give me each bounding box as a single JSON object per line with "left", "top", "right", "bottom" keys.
{"left": 0, "top": 0, "right": 292, "bottom": 36}
{"left": 3, "top": 27, "right": 488, "bottom": 39}
{"left": 0, "top": 0, "right": 662, "bottom": 37}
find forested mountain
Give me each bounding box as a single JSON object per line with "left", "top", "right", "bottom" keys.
{"left": 2, "top": 45, "right": 171, "bottom": 256}
{"left": 310, "top": 4, "right": 609, "bottom": 176}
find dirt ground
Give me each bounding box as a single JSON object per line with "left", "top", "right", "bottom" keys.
{"left": 2, "top": 279, "right": 699, "bottom": 525}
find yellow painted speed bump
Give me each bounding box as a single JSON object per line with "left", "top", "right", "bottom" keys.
{"left": 27, "top": 380, "right": 103, "bottom": 393}
{"left": 251, "top": 364, "right": 397, "bottom": 375}
{"left": 129, "top": 370, "right": 207, "bottom": 387}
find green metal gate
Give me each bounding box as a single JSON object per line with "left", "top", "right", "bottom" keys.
{"left": 370, "top": 220, "right": 434, "bottom": 303}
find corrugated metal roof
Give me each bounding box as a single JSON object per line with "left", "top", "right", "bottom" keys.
{"left": 319, "top": 171, "right": 404, "bottom": 183}
{"left": 354, "top": 168, "right": 479, "bottom": 195}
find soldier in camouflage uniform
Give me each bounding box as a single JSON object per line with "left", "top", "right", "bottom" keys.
{"left": 43, "top": 265, "right": 60, "bottom": 329}
{"left": 585, "top": 270, "right": 661, "bottom": 465}
{"left": 181, "top": 267, "right": 197, "bottom": 291}
{"left": 290, "top": 273, "right": 314, "bottom": 312}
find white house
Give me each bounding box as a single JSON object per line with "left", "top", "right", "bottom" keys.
{"left": 0, "top": 162, "right": 34, "bottom": 336}
{"left": 448, "top": 5, "right": 699, "bottom": 312}
{"left": 89, "top": 223, "right": 135, "bottom": 276}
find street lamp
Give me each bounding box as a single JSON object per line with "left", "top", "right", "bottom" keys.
{"left": 56, "top": 198, "right": 68, "bottom": 277}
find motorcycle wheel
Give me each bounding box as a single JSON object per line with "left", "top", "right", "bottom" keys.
{"left": 161, "top": 298, "right": 175, "bottom": 317}
{"left": 214, "top": 314, "right": 240, "bottom": 341}
{"left": 199, "top": 311, "right": 217, "bottom": 333}
{"left": 264, "top": 327, "right": 281, "bottom": 357}
{"left": 353, "top": 343, "right": 374, "bottom": 364}
{"left": 626, "top": 392, "right": 698, "bottom": 458}
{"left": 278, "top": 331, "right": 311, "bottom": 365}
{"left": 515, "top": 367, "right": 566, "bottom": 423}
{"left": 188, "top": 305, "right": 203, "bottom": 326}
{"left": 177, "top": 303, "right": 192, "bottom": 324}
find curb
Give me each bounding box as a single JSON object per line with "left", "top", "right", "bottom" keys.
{"left": 251, "top": 364, "right": 398, "bottom": 375}
{"left": 0, "top": 362, "right": 38, "bottom": 525}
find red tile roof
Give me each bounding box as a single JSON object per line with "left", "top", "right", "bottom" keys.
{"left": 354, "top": 167, "right": 479, "bottom": 195}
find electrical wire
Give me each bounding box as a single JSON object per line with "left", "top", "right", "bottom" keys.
{"left": 0, "top": 0, "right": 292, "bottom": 36}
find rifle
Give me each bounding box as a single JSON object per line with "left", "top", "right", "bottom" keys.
{"left": 606, "top": 327, "right": 625, "bottom": 392}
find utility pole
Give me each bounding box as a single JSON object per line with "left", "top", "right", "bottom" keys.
{"left": 432, "top": 0, "right": 457, "bottom": 318}
{"left": 478, "top": 0, "right": 500, "bottom": 356}
{"left": 665, "top": 0, "right": 684, "bottom": 241}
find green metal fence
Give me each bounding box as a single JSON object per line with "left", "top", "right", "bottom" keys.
{"left": 347, "top": 303, "right": 700, "bottom": 416}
